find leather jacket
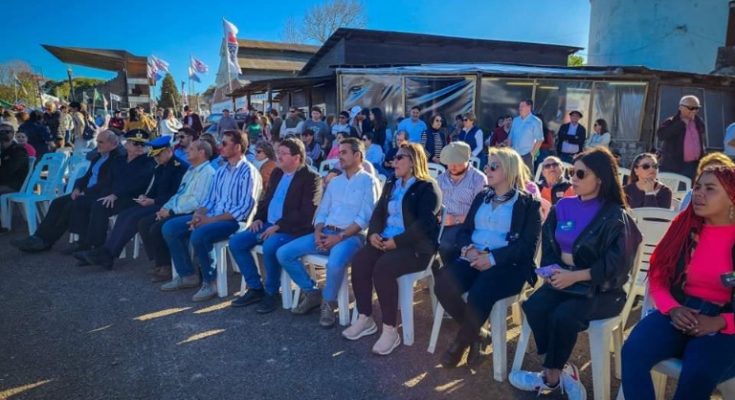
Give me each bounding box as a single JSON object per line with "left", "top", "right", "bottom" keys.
{"left": 542, "top": 201, "right": 642, "bottom": 293}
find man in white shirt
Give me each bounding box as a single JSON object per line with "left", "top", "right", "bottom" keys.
{"left": 508, "top": 99, "right": 544, "bottom": 173}
{"left": 277, "top": 137, "right": 380, "bottom": 327}
{"left": 724, "top": 122, "right": 735, "bottom": 158}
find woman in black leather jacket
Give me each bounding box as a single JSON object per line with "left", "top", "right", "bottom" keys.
{"left": 509, "top": 147, "right": 641, "bottom": 399}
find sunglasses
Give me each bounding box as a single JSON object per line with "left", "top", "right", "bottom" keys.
{"left": 256, "top": 150, "right": 264, "bottom": 154}
{"left": 484, "top": 162, "right": 500, "bottom": 172}
{"left": 636, "top": 163, "right": 658, "bottom": 170}
{"left": 177, "top": 135, "right": 187, "bottom": 140}
{"left": 463, "top": 118, "right": 470, "bottom": 122}
{"left": 543, "top": 162, "right": 560, "bottom": 169}
{"left": 394, "top": 154, "right": 411, "bottom": 161}
{"left": 572, "top": 169, "right": 588, "bottom": 180}
{"left": 131, "top": 141, "right": 145, "bottom": 147}
{"left": 683, "top": 106, "right": 700, "bottom": 111}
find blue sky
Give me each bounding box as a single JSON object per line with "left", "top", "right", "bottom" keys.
{"left": 0, "top": 0, "right": 589, "bottom": 98}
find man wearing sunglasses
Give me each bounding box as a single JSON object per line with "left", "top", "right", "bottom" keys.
{"left": 173, "top": 127, "right": 196, "bottom": 167}
{"left": 657, "top": 95, "right": 705, "bottom": 179}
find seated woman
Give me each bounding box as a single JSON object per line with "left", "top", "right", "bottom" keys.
{"left": 381, "top": 130, "right": 408, "bottom": 176}
{"left": 679, "top": 152, "right": 735, "bottom": 210}
{"left": 342, "top": 143, "right": 441, "bottom": 355}
{"left": 434, "top": 147, "right": 542, "bottom": 368}
{"left": 537, "top": 156, "right": 574, "bottom": 205}
{"left": 254, "top": 140, "right": 277, "bottom": 194}
{"left": 509, "top": 147, "right": 641, "bottom": 399}
{"left": 622, "top": 166, "right": 735, "bottom": 400}
{"left": 624, "top": 153, "right": 673, "bottom": 209}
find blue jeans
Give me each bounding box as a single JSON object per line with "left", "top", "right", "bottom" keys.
{"left": 162, "top": 215, "right": 240, "bottom": 283}
{"left": 622, "top": 311, "right": 735, "bottom": 400}
{"left": 228, "top": 222, "right": 295, "bottom": 295}
{"left": 276, "top": 231, "right": 364, "bottom": 302}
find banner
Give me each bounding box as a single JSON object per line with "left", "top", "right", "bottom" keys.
{"left": 223, "top": 19, "right": 240, "bottom": 77}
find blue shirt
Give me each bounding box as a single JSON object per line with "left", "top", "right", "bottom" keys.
{"left": 87, "top": 153, "right": 109, "bottom": 188}
{"left": 382, "top": 177, "right": 416, "bottom": 238}
{"left": 398, "top": 119, "right": 428, "bottom": 143}
{"left": 509, "top": 114, "right": 544, "bottom": 156}
{"left": 174, "top": 147, "right": 191, "bottom": 167}
{"left": 267, "top": 171, "right": 295, "bottom": 224}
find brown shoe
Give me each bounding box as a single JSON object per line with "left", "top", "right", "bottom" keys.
{"left": 151, "top": 266, "right": 172, "bottom": 283}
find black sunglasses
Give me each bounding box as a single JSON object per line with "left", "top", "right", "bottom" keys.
{"left": 572, "top": 169, "right": 587, "bottom": 179}
{"left": 637, "top": 163, "right": 658, "bottom": 170}
{"left": 684, "top": 106, "right": 700, "bottom": 111}
{"left": 177, "top": 135, "right": 187, "bottom": 140}
{"left": 484, "top": 161, "right": 500, "bottom": 171}
{"left": 394, "top": 154, "right": 411, "bottom": 161}
{"left": 543, "top": 162, "right": 560, "bottom": 169}
{"left": 131, "top": 141, "right": 145, "bottom": 147}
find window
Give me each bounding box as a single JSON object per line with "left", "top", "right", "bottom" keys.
{"left": 534, "top": 80, "right": 593, "bottom": 137}
{"left": 479, "top": 78, "right": 534, "bottom": 133}
{"left": 593, "top": 81, "right": 647, "bottom": 141}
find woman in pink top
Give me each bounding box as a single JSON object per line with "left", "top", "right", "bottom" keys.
{"left": 15, "top": 131, "right": 36, "bottom": 157}
{"left": 622, "top": 166, "right": 735, "bottom": 400}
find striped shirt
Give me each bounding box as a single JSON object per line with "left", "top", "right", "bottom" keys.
{"left": 201, "top": 156, "right": 261, "bottom": 221}
{"left": 163, "top": 161, "right": 216, "bottom": 214}
{"left": 437, "top": 166, "right": 487, "bottom": 217}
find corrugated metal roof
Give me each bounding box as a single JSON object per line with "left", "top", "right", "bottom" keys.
{"left": 237, "top": 39, "right": 319, "bottom": 54}
{"left": 238, "top": 58, "right": 308, "bottom": 72}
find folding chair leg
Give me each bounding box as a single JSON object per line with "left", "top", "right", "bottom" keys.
{"left": 427, "top": 302, "right": 445, "bottom": 353}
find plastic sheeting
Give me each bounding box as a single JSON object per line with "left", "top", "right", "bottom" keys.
{"left": 338, "top": 63, "right": 610, "bottom": 77}
{"left": 340, "top": 74, "right": 404, "bottom": 123}
{"left": 405, "top": 76, "right": 476, "bottom": 122}
{"left": 592, "top": 82, "right": 647, "bottom": 141}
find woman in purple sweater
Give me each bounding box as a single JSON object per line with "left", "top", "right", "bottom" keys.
{"left": 509, "top": 147, "right": 641, "bottom": 400}
{"left": 623, "top": 152, "right": 673, "bottom": 209}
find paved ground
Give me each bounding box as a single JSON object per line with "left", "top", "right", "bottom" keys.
{"left": 0, "top": 228, "right": 627, "bottom": 400}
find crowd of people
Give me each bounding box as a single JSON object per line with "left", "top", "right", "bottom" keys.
{"left": 1, "top": 93, "right": 734, "bottom": 399}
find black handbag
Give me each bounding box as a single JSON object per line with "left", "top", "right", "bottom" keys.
{"left": 82, "top": 118, "right": 97, "bottom": 141}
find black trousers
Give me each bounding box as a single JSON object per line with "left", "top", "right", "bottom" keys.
{"left": 434, "top": 258, "right": 527, "bottom": 345}
{"left": 104, "top": 205, "right": 158, "bottom": 257}
{"left": 351, "top": 245, "right": 431, "bottom": 327}
{"left": 522, "top": 284, "right": 626, "bottom": 369}
{"left": 76, "top": 197, "right": 137, "bottom": 247}
{"left": 137, "top": 212, "right": 181, "bottom": 267}
{"left": 35, "top": 194, "right": 74, "bottom": 245}
{"left": 437, "top": 225, "right": 461, "bottom": 267}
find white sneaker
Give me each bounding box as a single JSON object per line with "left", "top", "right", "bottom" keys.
{"left": 509, "top": 370, "right": 561, "bottom": 395}
{"left": 561, "top": 363, "right": 587, "bottom": 400}
{"left": 192, "top": 282, "right": 217, "bottom": 302}
{"left": 342, "top": 315, "right": 378, "bottom": 341}
{"left": 371, "top": 325, "right": 401, "bottom": 355}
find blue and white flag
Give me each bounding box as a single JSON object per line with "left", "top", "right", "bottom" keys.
{"left": 191, "top": 57, "right": 209, "bottom": 74}
{"left": 188, "top": 66, "right": 201, "bottom": 83}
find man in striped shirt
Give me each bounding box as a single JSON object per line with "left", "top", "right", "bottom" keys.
{"left": 161, "top": 130, "right": 262, "bottom": 302}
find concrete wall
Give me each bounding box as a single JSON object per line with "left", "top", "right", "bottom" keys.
{"left": 588, "top": 0, "right": 729, "bottom": 73}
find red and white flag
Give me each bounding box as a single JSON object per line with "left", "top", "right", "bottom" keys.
{"left": 223, "top": 19, "right": 240, "bottom": 75}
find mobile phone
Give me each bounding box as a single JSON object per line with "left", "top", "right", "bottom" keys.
{"left": 536, "top": 264, "right": 561, "bottom": 279}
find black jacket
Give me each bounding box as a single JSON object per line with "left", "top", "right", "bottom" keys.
{"left": 74, "top": 145, "right": 126, "bottom": 196}
{"left": 111, "top": 154, "right": 156, "bottom": 199}
{"left": 146, "top": 155, "right": 188, "bottom": 207}
{"left": 452, "top": 190, "right": 542, "bottom": 286}
{"left": 254, "top": 165, "right": 322, "bottom": 237}
{"left": 0, "top": 141, "right": 29, "bottom": 190}
{"left": 657, "top": 112, "right": 706, "bottom": 173}
{"left": 542, "top": 201, "right": 642, "bottom": 293}
{"left": 18, "top": 121, "right": 53, "bottom": 157}
{"left": 556, "top": 123, "right": 587, "bottom": 155}
{"left": 368, "top": 177, "right": 442, "bottom": 255}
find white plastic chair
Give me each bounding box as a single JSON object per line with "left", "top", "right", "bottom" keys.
{"left": 248, "top": 244, "right": 306, "bottom": 309}
{"left": 512, "top": 244, "right": 643, "bottom": 400}
{"left": 658, "top": 172, "right": 692, "bottom": 193}
{"left": 427, "top": 162, "right": 446, "bottom": 179}
{"left": 469, "top": 156, "right": 480, "bottom": 169}
{"left": 618, "top": 167, "right": 631, "bottom": 185}
{"left": 428, "top": 293, "right": 519, "bottom": 382}
{"left": 619, "top": 208, "right": 677, "bottom": 329}
{"left": 0, "top": 153, "right": 68, "bottom": 234}
{"left": 285, "top": 253, "right": 352, "bottom": 326}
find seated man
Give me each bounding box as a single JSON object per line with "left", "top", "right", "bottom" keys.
{"left": 436, "top": 142, "right": 487, "bottom": 265}
{"left": 160, "top": 130, "right": 261, "bottom": 302}
{"left": 12, "top": 130, "right": 125, "bottom": 252}
{"left": 139, "top": 139, "right": 216, "bottom": 282}
{"left": 77, "top": 135, "right": 187, "bottom": 269}
{"left": 277, "top": 137, "right": 379, "bottom": 327}
{"left": 174, "top": 127, "right": 196, "bottom": 166}
{"left": 70, "top": 129, "right": 155, "bottom": 256}
{"left": 228, "top": 137, "right": 322, "bottom": 314}
{"left": 0, "top": 124, "right": 29, "bottom": 232}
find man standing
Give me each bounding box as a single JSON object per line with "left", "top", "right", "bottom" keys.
{"left": 161, "top": 130, "right": 260, "bottom": 302}
{"left": 556, "top": 110, "right": 587, "bottom": 164}
{"left": 77, "top": 136, "right": 187, "bottom": 269}
{"left": 724, "top": 121, "right": 735, "bottom": 159}
{"left": 42, "top": 102, "right": 61, "bottom": 149}
{"left": 58, "top": 105, "right": 74, "bottom": 147}
{"left": 279, "top": 107, "right": 304, "bottom": 138}
{"left": 657, "top": 95, "right": 706, "bottom": 179}
{"left": 277, "top": 137, "right": 379, "bottom": 327}
{"left": 269, "top": 109, "right": 283, "bottom": 142}
{"left": 182, "top": 105, "right": 203, "bottom": 135}
{"left": 509, "top": 99, "right": 544, "bottom": 173}
{"left": 217, "top": 109, "right": 238, "bottom": 140}
{"left": 228, "top": 138, "right": 322, "bottom": 314}
{"left": 398, "top": 106, "right": 428, "bottom": 143}
{"left": 436, "top": 142, "right": 487, "bottom": 265}
{"left": 71, "top": 129, "right": 155, "bottom": 255}
{"left": 12, "top": 130, "right": 125, "bottom": 252}
{"left": 303, "top": 106, "right": 331, "bottom": 150}
{"left": 109, "top": 110, "right": 125, "bottom": 130}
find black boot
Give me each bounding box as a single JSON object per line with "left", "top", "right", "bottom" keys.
{"left": 441, "top": 341, "right": 470, "bottom": 368}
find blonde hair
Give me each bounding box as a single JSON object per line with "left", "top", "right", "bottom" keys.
{"left": 697, "top": 152, "right": 735, "bottom": 177}
{"left": 488, "top": 147, "right": 530, "bottom": 192}
{"left": 400, "top": 142, "right": 433, "bottom": 182}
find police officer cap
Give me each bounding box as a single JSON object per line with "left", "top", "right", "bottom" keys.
{"left": 124, "top": 129, "right": 150, "bottom": 143}
{"left": 146, "top": 135, "right": 173, "bottom": 157}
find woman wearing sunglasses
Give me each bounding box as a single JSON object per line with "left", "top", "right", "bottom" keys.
{"left": 624, "top": 153, "right": 672, "bottom": 209}
{"left": 434, "top": 147, "right": 542, "bottom": 368}
{"left": 622, "top": 166, "right": 735, "bottom": 400}
{"left": 585, "top": 118, "right": 611, "bottom": 150}
{"left": 343, "top": 143, "right": 441, "bottom": 355}
{"left": 538, "top": 156, "right": 575, "bottom": 205}
{"left": 510, "top": 147, "right": 641, "bottom": 399}
{"left": 421, "top": 114, "right": 447, "bottom": 164}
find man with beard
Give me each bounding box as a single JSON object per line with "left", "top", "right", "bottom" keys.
{"left": 436, "top": 142, "right": 487, "bottom": 266}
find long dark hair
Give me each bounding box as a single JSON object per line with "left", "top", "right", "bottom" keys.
{"left": 628, "top": 152, "right": 658, "bottom": 184}
{"left": 129, "top": 107, "right": 140, "bottom": 122}
{"left": 370, "top": 107, "right": 386, "bottom": 132}
{"left": 595, "top": 118, "right": 609, "bottom": 133}
{"left": 574, "top": 147, "right": 627, "bottom": 208}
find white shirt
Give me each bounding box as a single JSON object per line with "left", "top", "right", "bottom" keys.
{"left": 160, "top": 118, "right": 183, "bottom": 137}
{"left": 725, "top": 122, "right": 735, "bottom": 157}
{"left": 314, "top": 168, "right": 380, "bottom": 230}
{"left": 471, "top": 191, "right": 519, "bottom": 251}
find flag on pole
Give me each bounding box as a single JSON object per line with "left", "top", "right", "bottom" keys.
{"left": 190, "top": 57, "right": 209, "bottom": 74}
{"left": 93, "top": 88, "right": 102, "bottom": 103}
{"left": 223, "top": 19, "right": 240, "bottom": 76}
{"left": 150, "top": 55, "right": 170, "bottom": 73}
{"left": 13, "top": 74, "right": 27, "bottom": 95}
{"left": 188, "top": 66, "right": 201, "bottom": 83}
{"left": 147, "top": 58, "right": 164, "bottom": 83}
{"left": 102, "top": 94, "right": 109, "bottom": 111}
{"left": 82, "top": 91, "right": 89, "bottom": 103}
{"left": 110, "top": 93, "right": 122, "bottom": 102}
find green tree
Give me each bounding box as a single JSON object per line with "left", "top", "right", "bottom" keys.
{"left": 43, "top": 77, "right": 105, "bottom": 100}
{"left": 568, "top": 54, "right": 585, "bottom": 67}
{"left": 157, "top": 73, "right": 181, "bottom": 110}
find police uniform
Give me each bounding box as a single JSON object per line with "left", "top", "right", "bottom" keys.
{"left": 75, "top": 129, "right": 156, "bottom": 250}
{"left": 80, "top": 135, "right": 187, "bottom": 269}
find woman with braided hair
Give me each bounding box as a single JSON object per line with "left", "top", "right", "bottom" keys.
{"left": 622, "top": 166, "right": 735, "bottom": 400}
